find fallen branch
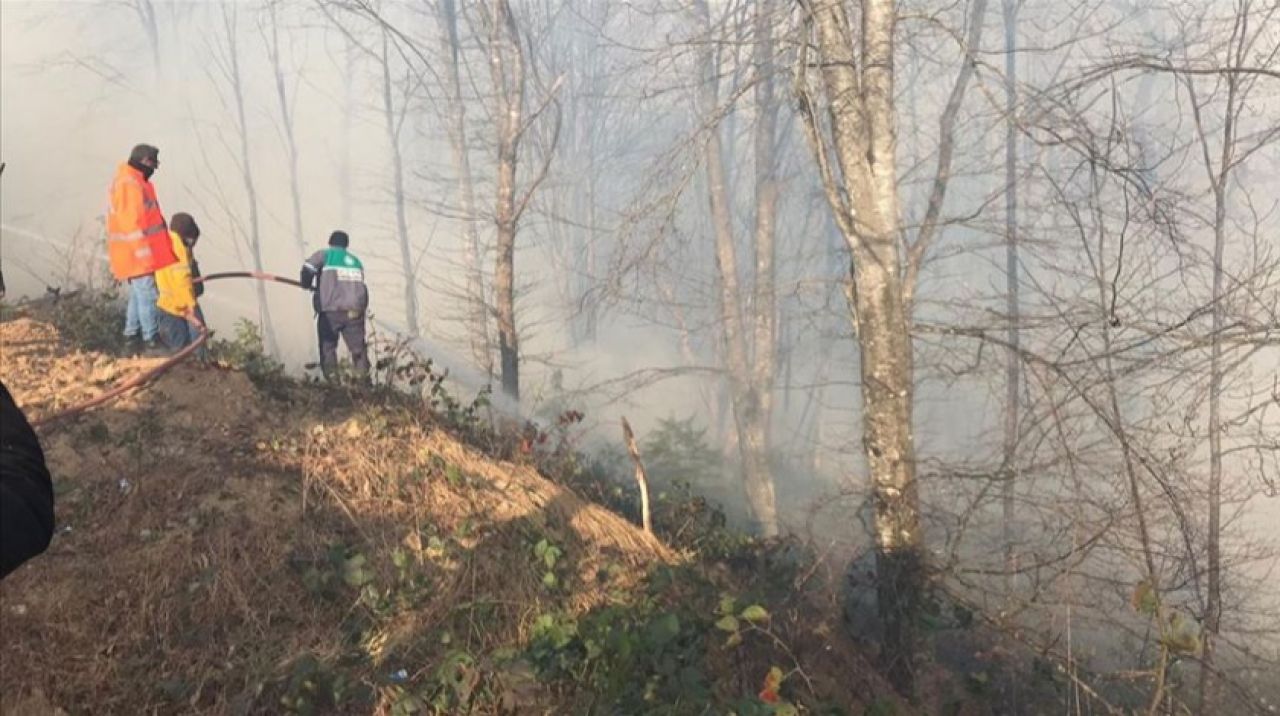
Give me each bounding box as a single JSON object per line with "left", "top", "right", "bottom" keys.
{"left": 620, "top": 417, "right": 653, "bottom": 535}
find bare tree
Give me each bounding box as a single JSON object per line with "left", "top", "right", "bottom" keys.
{"left": 262, "top": 0, "right": 307, "bottom": 259}
{"left": 691, "top": 0, "right": 784, "bottom": 536}
{"left": 340, "top": 33, "right": 357, "bottom": 227}
{"left": 437, "top": 0, "right": 493, "bottom": 381}
{"left": 379, "top": 26, "right": 422, "bottom": 337}
{"left": 488, "top": 0, "right": 526, "bottom": 401}
{"left": 795, "top": 0, "right": 989, "bottom": 693}
{"left": 128, "top": 0, "right": 161, "bottom": 82}
{"left": 796, "top": 0, "right": 922, "bottom": 690}
{"left": 481, "top": 0, "right": 561, "bottom": 402}
{"left": 1001, "top": 0, "right": 1021, "bottom": 594}
{"left": 212, "top": 3, "right": 280, "bottom": 357}
{"left": 1173, "top": 2, "right": 1280, "bottom": 708}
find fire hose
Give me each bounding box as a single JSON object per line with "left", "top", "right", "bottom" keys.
{"left": 29, "top": 271, "right": 305, "bottom": 429}
{"left": 198, "top": 271, "right": 305, "bottom": 290}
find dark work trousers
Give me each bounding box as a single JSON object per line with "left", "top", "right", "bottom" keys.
{"left": 158, "top": 305, "right": 208, "bottom": 360}
{"left": 317, "top": 310, "right": 369, "bottom": 379}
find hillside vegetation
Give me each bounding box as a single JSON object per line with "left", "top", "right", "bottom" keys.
{"left": 0, "top": 299, "right": 917, "bottom": 715}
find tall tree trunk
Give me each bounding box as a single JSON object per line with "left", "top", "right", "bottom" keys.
{"left": 340, "top": 36, "right": 355, "bottom": 227}
{"left": 1085, "top": 162, "right": 1172, "bottom": 713}
{"left": 488, "top": 0, "right": 525, "bottom": 401}
{"left": 694, "top": 0, "right": 780, "bottom": 537}
{"left": 1001, "top": 0, "right": 1020, "bottom": 596}
{"left": 803, "top": 0, "right": 923, "bottom": 693}
{"left": 582, "top": 173, "right": 599, "bottom": 342}
{"left": 224, "top": 5, "right": 279, "bottom": 357}
{"left": 439, "top": 0, "right": 493, "bottom": 382}
{"left": 133, "top": 0, "right": 161, "bottom": 86}
{"left": 1201, "top": 172, "right": 1227, "bottom": 716}
{"left": 749, "top": 0, "right": 782, "bottom": 536}
{"left": 266, "top": 1, "right": 307, "bottom": 259}
{"left": 380, "top": 31, "right": 420, "bottom": 337}
{"left": 1197, "top": 60, "right": 1239, "bottom": 716}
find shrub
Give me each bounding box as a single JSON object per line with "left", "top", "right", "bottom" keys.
{"left": 209, "top": 319, "right": 288, "bottom": 395}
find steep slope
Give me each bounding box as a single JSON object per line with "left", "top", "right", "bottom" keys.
{"left": 0, "top": 312, "right": 900, "bottom": 715}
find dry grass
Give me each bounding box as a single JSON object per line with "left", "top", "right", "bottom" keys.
{"left": 0, "top": 313, "right": 906, "bottom": 716}
{"left": 0, "top": 316, "right": 673, "bottom": 714}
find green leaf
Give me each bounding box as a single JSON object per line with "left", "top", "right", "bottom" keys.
{"left": 718, "top": 595, "right": 737, "bottom": 616}
{"left": 647, "top": 612, "right": 681, "bottom": 647}
{"left": 724, "top": 631, "right": 743, "bottom": 648}
{"left": 1132, "top": 580, "right": 1159, "bottom": 617}
{"left": 391, "top": 548, "right": 409, "bottom": 569}
{"left": 342, "top": 554, "right": 373, "bottom": 588}
{"left": 544, "top": 547, "right": 561, "bottom": 569}
{"left": 1162, "top": 611, "right": 1202, "bottom": 654}
{"left": 542, "top": 571, "right": 558, "bottom": 589}
{"left": 740, "top": 605, "right": 770, "bottom": 624}
{"left": 715, "top": 616, "right": 740, "bottom": 633}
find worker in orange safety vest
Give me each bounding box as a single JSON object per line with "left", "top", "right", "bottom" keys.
{"left": 107, "top": 143, "right": 177, "bottom": 356}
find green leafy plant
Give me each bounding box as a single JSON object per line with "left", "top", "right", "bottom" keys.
{"left": 532, "top": 538, "right": 564, "bottom": 590}
{"left": 209, "top": 319, "right": 288, "bottom": 394}
{"left": 277, "top": 653, "right": 370, "bottom": 714}
{"left": 642, "top": 417, "right": 724, "bottom": 487}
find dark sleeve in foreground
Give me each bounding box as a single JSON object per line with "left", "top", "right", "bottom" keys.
{"left": 0, "top": 381, "right": 55, "bottom": 579}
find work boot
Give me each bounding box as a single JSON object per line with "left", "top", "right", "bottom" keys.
{"left": 123, "top": 335, "right": 142, "bottom": 357}
{"left": 142, "top": 338, "right": 170, "bottom": 358}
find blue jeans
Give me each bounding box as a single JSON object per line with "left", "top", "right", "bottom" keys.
{"left": 158, "top": 305, "right": 207, "bottom": 360}
{"left": 123, "top": 275, "right": 160, "bottom": 341}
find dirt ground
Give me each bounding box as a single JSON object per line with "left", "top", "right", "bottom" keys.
{"left": 0, "top": 316, "right": 676, "bottom": 714}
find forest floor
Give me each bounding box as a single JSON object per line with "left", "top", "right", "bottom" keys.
{"left": 0, "top": 302, "right": 934, "bottom": 715}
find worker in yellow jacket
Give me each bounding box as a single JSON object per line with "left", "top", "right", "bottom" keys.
{"left": 154, "top": 213, "right": 206, "bottom": 358}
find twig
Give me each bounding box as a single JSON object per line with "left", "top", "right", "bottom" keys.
{"left": 620, "top": 417, "right": 653, "bottom": 536}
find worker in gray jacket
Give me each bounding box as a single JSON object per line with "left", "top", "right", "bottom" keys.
{"left": 300, "top": 231, "right": 370, "bottom": 380}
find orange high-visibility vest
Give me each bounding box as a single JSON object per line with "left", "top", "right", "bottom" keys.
{"left": 106, "top": 163, "right": 176, "bottom": 279}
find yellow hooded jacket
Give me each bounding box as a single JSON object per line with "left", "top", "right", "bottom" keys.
{"left": 155, "top": 231, "right": 196, "bottom": 317}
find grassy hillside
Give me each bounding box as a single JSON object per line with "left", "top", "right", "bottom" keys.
{"left": 0, "top": 299, "right": 914, "bottom": 715}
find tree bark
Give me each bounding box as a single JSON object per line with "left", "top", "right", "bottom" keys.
{"left": 132, "top": 0, "right": 161, "bottom": 86}
{"left": 265, "top": 1, "right": 307, "bottom": 259}
{"left": 340, "top": 35, "right": 355, "bottom": 227}
{"left": 749, "top": 0, "right": 782, "bottom": 535}
{"left": 488, "top": 0, "right": 525, "bottom": 401}
{"left": 380, "top": 30, "right": 420, "bottom": 337}
{"left": 1196, "top": 41, "right": 1240, "bottom": 716}
{"left": 802, "top": 0, "right": 923, "bottom": 694}
{"left": 621, "top": 417, "right": 654, "bottom": 535}
{"left": 694, "top": 0, "right": 780, "bottom": 537}
{"left": 439, "top": 0, "right": 493, "bottom": 382}
{"left": 223, "top": 4, "right": 279, "bottom": 358}
{"left": 1001, "top": 0, "right": 1020, "bottom": 597}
